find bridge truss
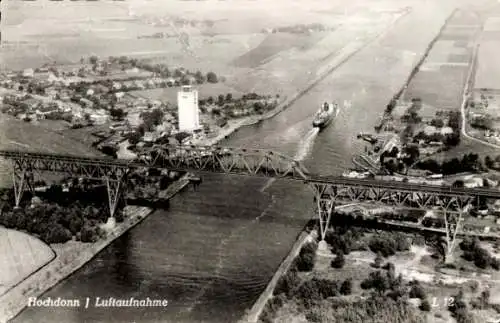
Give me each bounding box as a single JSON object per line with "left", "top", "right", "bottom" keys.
{"left": 0, "top": 146, "right": 309, "bottom": 219}
{"left": 1, "top": 151, "right": 131, "bottom": 219}
{"left": 1, "top": 147, "right": 499, "bottom": 260}
{"left": 307, "top": 179, "right": 492, "bottom": 261}
{"left": 137, "top": 145, "right": 309, "bottom": 178}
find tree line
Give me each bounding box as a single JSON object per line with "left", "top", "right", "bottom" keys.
{"left": 0, "top": 183, "right": 125, "bottom": 244}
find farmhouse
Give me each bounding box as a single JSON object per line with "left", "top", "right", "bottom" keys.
{"left": 23, "top": 68, "right": 34, "bottom": 78}
{"left": 464, "top": 177, "right": 484, "bottom": 188}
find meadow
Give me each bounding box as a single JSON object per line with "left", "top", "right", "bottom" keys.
{"left": 474, "top": 16, "right": 500, "bottom": 90}
{"left": 402, "top": 10, "right": 479, "bottom": 112}
{"left": 1, "top": 0, "right": 406, "bottom": 100}
{"left": 0, "top": 114, "right": 102, "bottom": 188}
{"left": 0, "top": 228, "right": 54, "bottom": 296}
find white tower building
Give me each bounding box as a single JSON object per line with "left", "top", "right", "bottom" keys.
{"left": 177, "top": 85, "right": 200, "bottom": 132}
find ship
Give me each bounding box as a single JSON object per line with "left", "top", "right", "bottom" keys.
{"left": 312, "top": 102, "right": 338, "bottom": 129}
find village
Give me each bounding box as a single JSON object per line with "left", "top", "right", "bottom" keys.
{"left": 0, "top": 56, "right": 279, "bottom": 160}
{"left": 466, "top": 90, "right": 500, "bottom": 144}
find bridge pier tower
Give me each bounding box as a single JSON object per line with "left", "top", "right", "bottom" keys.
{"left": 442, "top": 204, "right": 467, "bottom": 264}
{"left": 104, "top": 176, "right": 125, "bottom": 225}
{"left": 12, "top": 167, "right": 34, "bottom": 208}
{"left": 312, "top": 184, "right": 335, "bottom": 241}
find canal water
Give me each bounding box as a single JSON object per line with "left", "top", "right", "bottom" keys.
{"left": 11, "top": 3, "right": 461, "bottom": 323}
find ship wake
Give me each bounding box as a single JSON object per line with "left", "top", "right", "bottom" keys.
{"left": 294, "top": 128, "right": 319, "bottom": 162}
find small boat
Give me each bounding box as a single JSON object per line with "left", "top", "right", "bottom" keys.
{"left": 313, "top": 102, "right": 338, "bottom": 129}
{"left": 357, "top": 132, "right": 378, "bottom": 144}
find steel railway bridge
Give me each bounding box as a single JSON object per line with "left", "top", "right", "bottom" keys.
{"left": 1, "top": 145, "right": 500, "bottom": 260}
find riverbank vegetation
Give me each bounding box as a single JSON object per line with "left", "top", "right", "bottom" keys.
{"left": 0, "top": 168, "right": 185, "bottom": 245}
{"left": 0, "top": 183, "right": 117, "bottom": 244}
{"left": 416, "top": 152, "right": 482, "bottom": 175}
{"left": 259, "top": 228, "right": 426, "bottom": 323}
{"left": 259, "top": 216, "right": 500, "bottom": 323}
{"left": 459, "top": 237, "right": 500, "bottom": 270}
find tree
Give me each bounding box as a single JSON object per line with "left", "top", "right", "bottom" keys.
{"left": 80, "top": 225, "right": 98, "bottom": 243}
{"left": 430, "top": 118, "right": 445, "bottom": 128}
{"left": 137, "top": 124, "right": 146, "bottom": 136}
{"left": 141, "top": 108, "right": 164, "bottom": 131}
{"left": 296, "top": 251, "right": 315, "bottom": 272}
{"left": 206, "top": 71, "right": 218, "bottom": 83}
{"left": 474, "top": 247, "right": 491, "bottom": 269}
{"left": 217, "top": 94, "right": 225, "bottom": 106}
{"left": 372, "top": 252, "right": 384, "bottom": 268}
{"left": 68, "top": 216, "right": 83, "bottom": 235}
{"left": 89, "top": 55, "right": 99, "bottom": 65}
{"left": 477, "top": 289, "right": 490, "bottom": 309}
{"left": 448, "top": 289, "right": 474, "bottom": 323}
{"left": 409, "top": 284, "right": 426, "bottom": 299}
{"left": 402, "top": 145, "right": 420, "bottom": 166}
{"left": 126, "top": 131, "right": 142, "bottom": 145}
{"left": 340, "top": 279, "right": 352, "bottom": 295}
{"left": 383, "top": 261, "right": 396, "bottom": 273}
{"left": 194, "top": 70, "right": 205, "bottom": 83}
{"left": 100, "top": 145, "right": 118, "bottom": 158}
{"left": 44, "top": 224, "right": 72, "bottom": 243}
{"left": 225, "top": 93, "right": 233, "bottom": 102}
{"left": 385, "top": 99, "right": 397, "bottom": 114}
{"left": 485, "top": 156, "right": 494, "bottom": 169}
{"left": 118, "top": 56, "right": 128, "bottom": 64}
{"left": 174, "top": 131, "right": 191, "bottom": 144}
{"left": 324, "top": 230, "right": 353, "bottom": 255}
{"left": 331, "top": 252, "right": 345, "bottom": 269}
{"left": 84, "top": 113, "right": 92, "bottom": 124}
{"left": 368, "top": 233, "right": 410, "bottom": 257}
{"left": 110, "top": 108, "right": 127, "bottom": 121}
{"left": 419, "top": 299, "right": 431, "bottom": 312}
{"left": 295, "top": 242, "right": 317, "bottom": 272}
{"left": 360, "top": 271, "right": 390, "bottom": 292}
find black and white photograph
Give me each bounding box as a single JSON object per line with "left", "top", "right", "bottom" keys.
{"left": 1, "top": 0, "right": 500, "bottom": 322}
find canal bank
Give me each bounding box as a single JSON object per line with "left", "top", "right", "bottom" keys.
{"left": 0, "top": 176, "right": 190, "bottom": 323}
{"left": 230, "top": 4, "right": 467, "bottom": 323}
{"left": 238, "top": 230, "right": 315, "bottom": 323}
{"left": 199, "top": 9, "right": 411, "bottom": 148}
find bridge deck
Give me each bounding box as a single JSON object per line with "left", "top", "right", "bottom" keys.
{"left": 0, "top": 149, "right": 499, "bottom": 199}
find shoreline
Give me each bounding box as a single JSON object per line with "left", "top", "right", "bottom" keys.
{"left": 0, "top": 176, "right": 190, "bottom": 323}
{"left": 200, "top": 9, "right": 411, "bottom": 148}
{"left": 238, "top": 231, "right": 314, "bottom": 323}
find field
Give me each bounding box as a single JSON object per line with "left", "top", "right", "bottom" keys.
{"left": 0, "top": 113, "right": 103, "bottom": 187}
{"left": 0, "top": 227, "right": 55, "bottom": 296}
{"left": 1, "top": 0, "right": 412, "bottom": 99}
{"left": 474, "top": 16, "right": 500, "bottom": 90}
{"left": 427, "top": 137, "right": 500, "bottom": 162}
{"left": 402, "top": 9, "right": 479, "bottom": 112}
{"left": 232, "top": 32, "right": 328, "bottom": 68}
{"left": 129, "top": 83, "right": 244, "bottom": 103}
{"left": 475, "top": 42, "right": 500, "bottom": 90}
